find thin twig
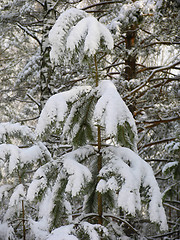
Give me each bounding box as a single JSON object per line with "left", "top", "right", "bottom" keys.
{"left": 104, "top": 214, "right": 141, "bottom": 235}
{"left": 163, "top": 203, "right": 180, "bottom": 212}
{"left": 148, "top": 230, "right": 180, "bottom": 239}
{"left": 140, "top": 137, "right": 176, "bottom": 149}
{"left": 81, "top": 1, "right": 122, "bottom": 11}
{"left": 16, "top": 23, "right": 41, "bottom": 46}
{"left": 124, "top": 60, "right": 180, "bottom": 99}
{"left": 27, "top": 93, "right": 41, "bottom": 108}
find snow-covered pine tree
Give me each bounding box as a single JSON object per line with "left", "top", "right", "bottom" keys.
{"left": 0, "top": 123, "right": 52, "bottom": 239}
{"left": 25, "top": 8, "right": 168, "bottom": 239}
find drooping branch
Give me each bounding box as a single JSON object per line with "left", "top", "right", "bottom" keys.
{"left": 104, "top": 214, "right": 140, "bottom": 235}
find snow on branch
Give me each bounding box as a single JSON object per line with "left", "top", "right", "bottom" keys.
{"left": 94, "top": 80, "right": 137, "bottom": 150}
{"left": 49, "top": 8, "right": 113, "bottom": 64}
{"left": 97, "top": 146, "right": 168, "bottom": 231}
{"left": 0, "top": 122, "right": 35, "bottom": 143}
{"left": 36, "top": 80, "right": 138, "bottom": 149}
{"left": 27, "top": 167, "right": 47, "bottom": 202}
{"left": 0, "top": 142, "right": 51, "bottom": 174}
{"left": 62, "top": 145, "right": 95, "bottom": 197}
{"left": 66, "top": 16, "right": 113, "bottom": 56}
{"left": 36, "top": 85, "right": 92, "bottom": 138}
{"left": 49, "top": 8, "right": 88, "bottom": 64}
{"left": 9, "top": 184, "right": 26, "bottom": 207}
{"left": 47, "top": 224, "right": 78, "bottom": 240}
{"left": 124, "top": 60, "right": 180, "bottom": 100}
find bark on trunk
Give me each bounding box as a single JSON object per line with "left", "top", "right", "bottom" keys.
{"left": 125, "top": 26, "right": 137, "bottom": 80}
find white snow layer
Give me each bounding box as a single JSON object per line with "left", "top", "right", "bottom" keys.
{"left": 66, "top": 16, "right": 114, "bottom": 56}
{"left": 47, "top": 225, "right": 78, "bottom": 240}
{"left": 36, "top": 80, "right": 137, "bottom": 147}
{"left": 62, "top": 146, "right": 94, "bottom": 196}
{"left": 0, "top": 222, "right": 15, "bottom": 240}
{"left": 27, "top": 167, "right": 47, "bottom": 201}
{"left": 9, "top": 184, "right": 25, "bottom": 206}
{"left": 94, "top": 80, "right": 137, "bottom": 142}
{"left": 0, "top": 143, "right": 50, "bottom": 174}
{"left": 162, "top": 161, "right": 178, "bottom": 174}
{"left": 49, "top": 8, "right": 113, "bottom": 64}
{"left": 97, "top": 146, "right": 168, "bottom": 231}
{"left": 36, "top": 86, "right": 92, "bottom": 136}
{"left": 81, "top": 222, "right": 108, "bottom": 240}
{"left": 29, "top": 218, "right": 49, "bottom": 240}
{"left": 49, "top": 8, "right": 87, "bottom": 64}
{"left": 0, "top": 122, "right": 35, "bottom": 142}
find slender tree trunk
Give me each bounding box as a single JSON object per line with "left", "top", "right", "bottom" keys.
{"left": 125, "top": 25, "right": 137, "bottom": 80}
{"left": 97, "top": 126, "right": 103, "bottom": 225}
{"left": 94, "top": 54, "right": 103, "bottom": 224}
{"left": 18, "top": 172, "right": 26, "bottom": 240}
{"left": 40, "top": 1, "right": 57, "bottom": 109}
{"left": 21, "top": 199, "right": 26, "bottom": 240}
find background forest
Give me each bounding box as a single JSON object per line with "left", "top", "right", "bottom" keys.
{"left": 0, "top": 0, "right": 179, "bottom": 240}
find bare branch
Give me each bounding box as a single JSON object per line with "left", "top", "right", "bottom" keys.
{"left": 27, "top": 93, "right": 41, "bottom": 109}
{"left": 34, "top": 0, "right": 44, "bottom": 7}
{"left": 124, "top": 60, "right": 180, "bottom": 99}
{"left": 104, "top": 214, "right": 141, "bottom": 235}
{"left": 144, "top": 159, "right": 173, "bottom": 162}
{"left": 163, "top": 203, "right": 180, "bottom": 212}
{"left": 17, "top": 116, "right": 39, "bottom": 122}
{"left": 140, "top": 137, "right": 176, "bottom": 149}
{"left": 16, "top": 23, "right": 41, "bottom": 46}
{"left": 137, "top": 116, "right": 180, "bottom": 127}
{"left": 148, "top": 230, "right": 180, "bottom": 239}
{"left": 81, "top": 1, "right": 122, "bottom": 11}
{"left": 142, "top": 41, "right": 180, "bottom": 48}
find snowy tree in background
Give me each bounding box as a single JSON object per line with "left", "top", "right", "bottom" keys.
{"left": 0, "top": 123, "right": 51, "bottom": 239}
{"left": 25, "top": 8, "right": 167, "bottom": 239}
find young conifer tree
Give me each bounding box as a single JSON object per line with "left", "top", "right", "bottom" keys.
{"left": 0, "top": 123, "right": 52, "bottom": 239}
{"left": 26, "top": 8, "right": 168, "bottom": 239}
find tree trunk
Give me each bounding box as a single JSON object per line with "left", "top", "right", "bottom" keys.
{"left": 94, "top": 54, "right": 103, "bottom": 225}
{"left": 125, "top": 26, "right": 137, "bottom": 80}
{"left": 40, "top": 1, "right": 57, "bottom": 109}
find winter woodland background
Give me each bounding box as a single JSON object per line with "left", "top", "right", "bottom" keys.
{"left": 0, "top": 0, "right": 180, "bottom": 239}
